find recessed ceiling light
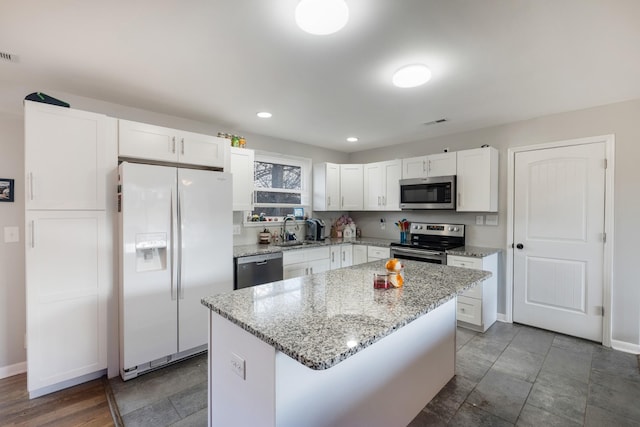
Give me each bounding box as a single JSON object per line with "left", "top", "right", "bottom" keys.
{"left": 257, "top": 112, "right": 272, "bottom": 119}
{"left": 346, "top": 137, "right": 358, "bottom": 142}
{"left": 295, "top": 0, "right": 349, "bottom": 35}
{"left": 392, "top": 64, "right": 432, "bottom": 88}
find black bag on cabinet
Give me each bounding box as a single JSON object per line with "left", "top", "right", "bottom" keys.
{"left": 24, "top": 92, "right": 70, "bottom": 108}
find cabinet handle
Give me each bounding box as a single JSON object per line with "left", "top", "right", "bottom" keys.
{"left": 377, "top": 196, "right": 381, "bottom": 206}
{"left": 171, "top": 137, "right": 176, "bottom": 154}
{"left": 181, "top": 138, "right": 185, "bottom": 155}
{"left": 331, "top": 253, "right": 335, "bottom": 263}
{"left": 342, "top": 252, "right": 345, "bottom": 262}
{"left": 305, "top": 267, "right": 309, "bottom": 275}
{"left": 341, "top": 196, "right": 344, "bottom": 208}
{"left": 457, "top": 192, "right": 461, "bottom": 208}
{"left": 310, "top": 267, "right": 313, "bottom": 274}
{"left": 422, "top": 160, "right": 426, "bottom": 172}
{"left": 428, "top": 159, "right": 432, "bottom": 174}
{"left": 328, "top": 196, "right": 331, "bottom": 206}
{"left": 28, "top": 172, "right": 34, "bottom": 201}
{"left": 30, "top": 220, "right": 35, "bottom": 248}
{"left": 382, "top": 196, "right": 386, "bottom": 206}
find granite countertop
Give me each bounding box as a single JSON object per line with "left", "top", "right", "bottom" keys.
{"left": 233, "top": 238, "right": 395, "bottom": 258}
{"left": 446, "top": 245, "right": 502, "bottom": 258}
{"left": 202, "top": 260, "right": 490, "bottom": 370}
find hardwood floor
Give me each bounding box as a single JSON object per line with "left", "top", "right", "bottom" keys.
{"left": 0, "top": 373, "right": 118, "bottom": 427}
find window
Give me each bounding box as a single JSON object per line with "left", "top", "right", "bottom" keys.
{"left": 250, "top": 152, "right": 311, "bottom": 221}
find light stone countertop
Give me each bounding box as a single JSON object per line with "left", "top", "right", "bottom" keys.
{"left": 446, "top": 245, "right": 502, "bottom": 258}
{"left": 202, "top": 259, "right": 490, "bottom": 370}
{"left": 233, "top": 237, "right": 396, "bottom": 258}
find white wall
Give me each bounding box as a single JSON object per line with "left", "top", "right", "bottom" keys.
{"left": 0, "top": 111, "right": 26, "bottom": 374}
{"left": 348, "top": 99, "right": 640, "bottom": 348}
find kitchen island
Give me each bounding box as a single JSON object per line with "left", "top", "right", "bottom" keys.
{"left": 201, "top": 260, "right": 490, "bottom": 427}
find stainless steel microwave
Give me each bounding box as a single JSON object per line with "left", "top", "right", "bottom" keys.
{"left": 399, "top": 175, "right": 456, "bottom": 210}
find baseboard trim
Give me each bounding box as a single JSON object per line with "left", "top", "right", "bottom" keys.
{"left": 611, "top": 339, "right": 640, "bottom": 355}
{"left": 0, "top": 361, "right": 27, "bottom": 379}
{"left": 496, "top": 314, "right": 509, "bottom": 323}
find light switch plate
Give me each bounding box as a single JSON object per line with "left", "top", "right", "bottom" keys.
{"left": 232, "top": 224, "right": 241, "bottom": 235}
{"left": 4, "top": 226, "right": 19, "bottom": 243}
{"left": 485, "top": 215, "right": 498, "bottom": 226}
{"left": 475, "top": 215, "right": 484, "bottom": 225}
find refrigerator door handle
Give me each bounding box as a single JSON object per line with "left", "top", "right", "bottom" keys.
{"left": 170, "top": 191, "right": 177, "bottom": 301}
{"left": 177, "top": 187, "right": 184, "bottom": 300}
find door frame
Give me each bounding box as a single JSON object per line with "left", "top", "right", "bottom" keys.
{"left": 505, "top": 134, "right": 615, "bottom": 347}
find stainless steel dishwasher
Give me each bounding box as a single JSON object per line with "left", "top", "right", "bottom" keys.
{"left": 234, "top": 252, "right": 284, "bottom": 289}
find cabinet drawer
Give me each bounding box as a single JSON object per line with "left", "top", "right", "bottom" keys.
{"left": 283, "top": 250, "right": 306, "bottom": 265}
{"left": 305, "top": 246, "right": 331, "bottom": 262}
{"left": 457, "top": 296, "right": 482, "bottom": 326}
{"left": 461, "top": 283, "right": 483, "bottom": 299}
{"left": 368, "top": 246, "right": 390, "bottom": 260}
{"left": 447, "top": 255, "right": 483, "bottom": 270}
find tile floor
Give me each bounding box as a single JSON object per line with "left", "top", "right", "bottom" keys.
{"left": 109, "top": 353, "right": 208, "bottom": 427}
{"left": 110, "top": 323, "right": 640, "bottom": 427}
{"left": 409, "top": 322, "right": 640, "bottom": 426}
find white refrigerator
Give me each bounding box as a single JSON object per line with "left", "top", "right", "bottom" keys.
{"left": 118, "top": 161, "right": 232, "bottom": 380}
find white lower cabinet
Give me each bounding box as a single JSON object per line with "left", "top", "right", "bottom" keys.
{"left": 447, "top": 253, "right": 498, "bottom": 332}
{"left": 330, "top": 244, "right": 353, "bottom": 270}
{"left": 367, "top": 246, "right": 391, "bottom": 262}
{"left": 25, "top": 211, "right": 108, "bottom": 397}
{"left": 283, "top": 247, "right": 331, "bottom": 279}
{"left": 352, "top": 245, "right": 368, "bottom": 265}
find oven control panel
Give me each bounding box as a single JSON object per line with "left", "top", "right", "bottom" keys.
{"left": 410, "top": 223, "right": 465, "bottom": 237}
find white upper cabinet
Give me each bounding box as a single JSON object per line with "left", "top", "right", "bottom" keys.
{"left": 364, "top": 160, "right": 401, "bottom": 211}
{"left": 339, "top": 164, "right": 363, "bottom": 210}
{"left": 456, "top": 146, "right": 499, "bottom": 212}
{"left": 402, "top": 152, "right": 456, "bottom": 179}
{"left": 24, "top": 101, "right": 107, "bottom": 210}
{"left": 230, "top": 147, "right": 254, "bottom": 211}
{"left": 118, "top": 119, "right": 226, "bottom": 168}
{"left": 313, "top": 163, "right": 341, "bottom": 211}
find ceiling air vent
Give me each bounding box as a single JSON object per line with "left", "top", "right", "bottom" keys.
{"left": 423, "top": 118, "right": 448, "bottom": 126}
{"left": 0, "top": 51, "right": 18, "bottom": 62}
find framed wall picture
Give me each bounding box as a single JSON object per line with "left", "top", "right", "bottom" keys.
{"left": 0, "top": 178, "right": 14, "bottom": 202}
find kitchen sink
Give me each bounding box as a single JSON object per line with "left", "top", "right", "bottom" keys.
{"left": 275, "top": 241, "right": 313, "bottom": 247}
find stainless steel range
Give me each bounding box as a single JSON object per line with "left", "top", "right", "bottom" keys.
{"left": 390, "top": 222, "right": 465, "bottom": 264}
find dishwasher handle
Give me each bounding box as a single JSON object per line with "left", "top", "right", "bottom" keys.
{"left": 236, "top": 252, "right": 283, "bottom": 265}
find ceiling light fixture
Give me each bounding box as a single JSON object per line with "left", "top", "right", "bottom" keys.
{"left": 392, "top": 64, "right": 432, "bottom": 88}
{"left": 295, "top": 0, "right": 349, "bottom": 35}
{"left": 346, "top": 137, "right": 358, "bottom": 142}
{"left": 257, "top": 112, "right": 272, "bottom": 119}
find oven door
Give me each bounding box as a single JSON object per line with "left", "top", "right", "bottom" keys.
{"left": 390, "top": 247, "right": 446, "bottom": 265}
{"left": 399, "top": 176, "right": 456, "bottom": 210}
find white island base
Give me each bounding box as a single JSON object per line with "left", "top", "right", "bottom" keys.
{"left": 208, "top": 298, "right": 456, "bottom": 427}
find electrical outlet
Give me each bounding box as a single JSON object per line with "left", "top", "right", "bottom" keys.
{"left": 230, "top": 353, "right": 245, "bottom": 380}
{"left": 475, "top": 215, "right": 484, "bottom": 225}
{"left": 380, "top": 218, "right": 386, "bottom": 230}
{"left": 232, "top": 224, "right": 241, "bottom": 235}
{"left": 485, "top": 215, "right": 498, "bottom": 226}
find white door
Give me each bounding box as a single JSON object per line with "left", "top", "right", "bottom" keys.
{"left": 118, "top": 119, "right": 177, "bottom": 163}
{"left": 25, "top": 101, "right": 106, "bottom": 210}
{"left": 340, "top": 164, "right": 363, "bottom": 210}
{"left": 326, "top": 163, "right": 341, "bottom": 210}
{"left": 341, "top": 245, "right": 353, "bottom": 268}
{"left": 402, "top": 156, "right": 427, "bottom": 179}
{"left": 363, "top": 162, "right": 383, "bottom": 210}
{"left": 426, "top": 152, "right": 457, "bottom": 177}
{"left": 178, "top": 131, "right": 226, "bottom": 169}
{"left": 513, "top": 142, "right": 606, "bottom": 342}
{"left": 382, "top": 160, "right": 402, "bottom": 210}
{"left": 120, "top": 162, "right": 178, "bottom": 369}
{"left": 230, "top": 147, "right": 255, "bottom": 211}
{"left": 26, "top": 210, "right": 107, "bottom": 395}
{"left": 178, "top": 169, "right": 233, "bottom": 352}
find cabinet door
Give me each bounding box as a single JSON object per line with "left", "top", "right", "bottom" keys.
{"left": 353, "top": 245, "right": 368, "bottom": 265}
{"left": 340, "top": 245, "right": 353, "bottom": 268}
{"left": 330, "top": 245, "right": 341, "bottom": 270}
{"left": 284, "top": 263, "right": 308, "bottom": 279}
{"left": 118, "top": 119, "right": 177, "bottom": 163}
{"left": 179, "top": 131, "right": 227, "bottom": 168}
{"left": 325, "top": 163, "right": 341, "bottom": 210}
{"left": 363, "top": 162, "right": 383, "bottom": 210}
{"left": 230, "top": 147, "right": 255, "bottom": 211}
{"left": 456, "top": 147, "right": 499, "bottom": 212}
{"left": 307, "top": 258, "right": 331, "bottom": 275}
{"left": 26, "top": 211, "right": 107, "bottom": 395}
{"left": 382, "top": 160, "right": 402, "bottom": 211}
{"left": 426, "top": 152, "right": 456, "bottom": 177}
{"left": 340, "top": 164, "right": 363, "bottom": 210}
{"left": 402, "top": 156, "right": 427, "bottom": 179}
{"left": 25, "top": 102, "right": 107, "bottom": 210}
{"left": 367, "top": 246, "right": 390, "bottom": 261}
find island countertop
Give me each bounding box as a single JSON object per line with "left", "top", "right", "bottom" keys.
{"left": 201, "top": 260, "right": 490, "bottom": 370}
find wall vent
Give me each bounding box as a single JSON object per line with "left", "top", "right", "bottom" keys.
{"left": 423, "top": 118, "right": 448, "bottom": 126}
{"left": 0, "top": 51, "right": 18, "bottom": 62}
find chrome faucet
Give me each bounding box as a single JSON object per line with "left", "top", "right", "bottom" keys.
{"left": 282, "top": 215, "right": 296, "bottom": 241}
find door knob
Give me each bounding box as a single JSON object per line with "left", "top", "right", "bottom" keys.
{"left": 516, "top": 243, "right": 524, "bottom": 249}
